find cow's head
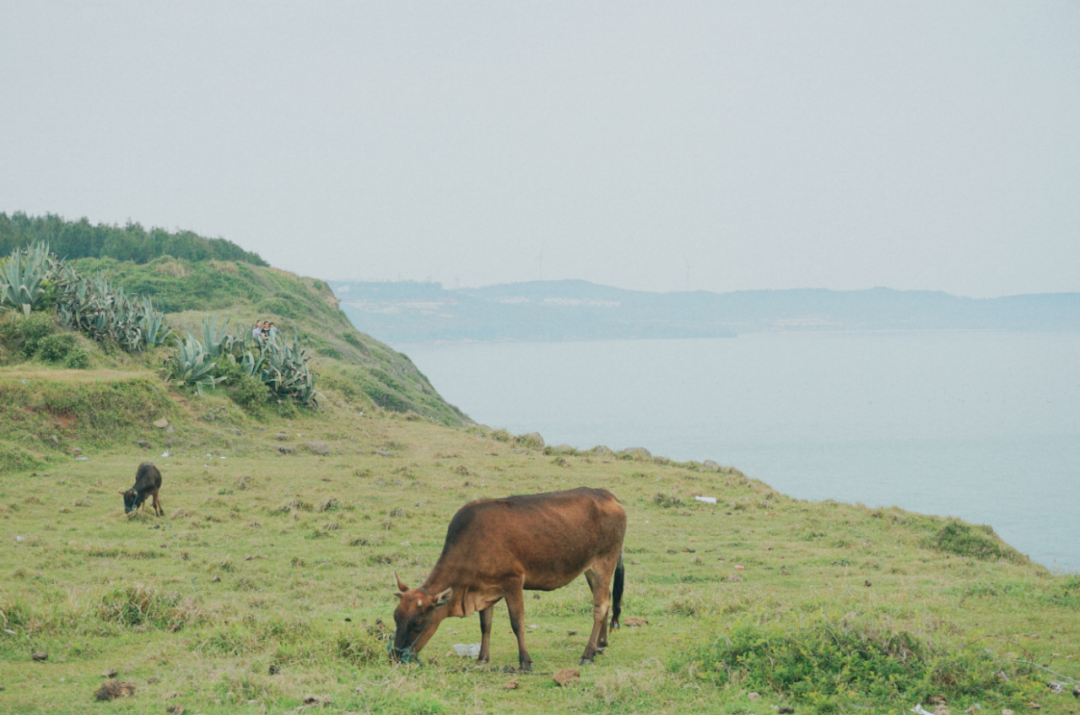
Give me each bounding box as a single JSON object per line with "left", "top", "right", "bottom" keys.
{"left": 119, "top": 489, "right": 140, "bottom": 513}
{"left": 390, "top": 572, "right": 452, "bottom": 664}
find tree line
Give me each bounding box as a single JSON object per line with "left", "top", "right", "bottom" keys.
{"left": 0, "top": 212, "right": 268, "bottom": 266}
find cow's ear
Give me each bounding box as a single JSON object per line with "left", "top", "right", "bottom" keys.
{"left": 435, "top": 587, "right": 453, "bottom": 606}
{"left": 394, "top": 571, "right": 409, "bottom": 592}
{"left": 118, "top": 490, "right": 127, "bottom": 495}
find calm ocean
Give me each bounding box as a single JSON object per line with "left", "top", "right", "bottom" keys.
{"left": 397, "top": 332, "right": 1080, "bottom": 573}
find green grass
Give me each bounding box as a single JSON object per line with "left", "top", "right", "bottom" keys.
{"left": 1, "top": 385, "right": 1078, "bottom": 714}
{"left": 1, "top": 249, "right": 1077, "bottom": 713}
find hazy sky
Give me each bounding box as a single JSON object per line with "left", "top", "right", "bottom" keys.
{"left": 2, "top": 2, "right": 1078, "bottom": 298}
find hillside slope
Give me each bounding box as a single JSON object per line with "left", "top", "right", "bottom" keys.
{"left": 66, "top": 256, "right": 468, "bottom": 427}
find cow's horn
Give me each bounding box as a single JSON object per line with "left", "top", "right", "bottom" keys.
{"left": 394, "top": 571, "right": 409, "bottom": 592}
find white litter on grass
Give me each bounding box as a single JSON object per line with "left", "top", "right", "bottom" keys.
{"left": 161, "top": 451, "right": 170, "bottom": 457}
{"left": 15, "top": 536, "right": 25, "bottom": 542}
{"left": 75, "top": 457, "right": 88, "bottom": 461}
{"left": 4, "top": 628, "right": 15, "bottom": 635}
{"left": 453, "top": 643, "right": 481, "bottom": 657}
{"left": 910, "top": 705, "right": 935, "bottom": 715}
{"left": 694, "top": 496, "right": 717, "bottom": 504}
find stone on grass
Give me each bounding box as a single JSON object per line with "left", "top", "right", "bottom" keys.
{"left": 153, "top": 418, "right": 169, "bottom": 429}
{"left": 553, "top": 668, "right": 580, "bottom": 686}
{"left": 31, "top": 651, "right": 47, "bottom": 661}
{"left": 305, "top": 441, "right": 330, "bottom": 455}
{"left": 101, "top": 668, "right": 118, "bottom": 678}
{"left": 94, "top": 680, "right": 136, "bottom": 701}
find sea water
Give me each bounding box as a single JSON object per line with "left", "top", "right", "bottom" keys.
{"left": 398, "top": 332, "right": 1080, "bottom": 573}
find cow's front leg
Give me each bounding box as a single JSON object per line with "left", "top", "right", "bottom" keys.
{"left": 503, "top": 585, "right": 532, "bottom": 671}
{"left": 477, "top": 604, "right": 494, "bottom": 664}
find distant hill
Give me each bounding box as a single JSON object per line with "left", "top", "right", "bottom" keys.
{"left": 328, "top": 279, "right": 1080, "bottom": 343}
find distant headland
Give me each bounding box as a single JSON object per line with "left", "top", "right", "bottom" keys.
{"left": 328, "top": 279, "right": 1080, "bottom": 344}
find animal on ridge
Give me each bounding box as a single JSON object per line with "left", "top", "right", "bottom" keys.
{"left": 119, "top": 462, "right": 164, "bottom": 516}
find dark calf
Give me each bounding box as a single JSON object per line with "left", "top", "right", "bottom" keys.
{"left": 120, "top": 462, "right": 164, "bottom": 516}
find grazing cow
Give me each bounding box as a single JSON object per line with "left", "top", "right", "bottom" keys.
{"left": 119, "top": 462, "right": 163, "bottom": 516}
{"left": 391, "top": 487, "right": 626, "bottom": 671}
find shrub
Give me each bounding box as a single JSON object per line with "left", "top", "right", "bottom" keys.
{"left": 924, "top": 521, "right": 1024, "bottom": 563}
{"left": 36, "top": 332, "right": 77, "bottom": 362}
{"left": 64, "top": 347, "right": 90, "bottom": 369}
{"left": 673, "top": 615, "right": 1041, "bottom": 709}
{"left": 0, "top": 310, "right": 57, "bottom": 357}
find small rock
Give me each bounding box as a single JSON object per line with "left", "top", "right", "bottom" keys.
{"left": 305, "top": 441, "right": 331, "bottom": 455}
{"left": 303, "top": 695, "right": 331, "bottom": 705}
{"left": 153, "top": 418, "right": 169, "bottom": 429}
{"left": 748, "top": 692, "right": 762, "bottom": 701}
{"left": 1001, "top": 709, "right": 1014, "bottom": 715}
{"left": 933, "top": 706, "right": 949, "bottom": 715}
{"left": 101, "top": 668, "right": 118, "bottom": 678}
{"left": 275, "top": 433, "right": 290, "bottom": 441}
{"left": 269, "top": 664, "right": 280, "bottom": 675}
{"left": 703, "top": 459, "right": 720, "bottom": 470}
{"left": 146, "top": 677, "right": 159, "bottom": 684}
{"left": 70, "top": 447, "right": 82, "bottom": 455}
{"left": 95, "top": 680, "right": 136, "bottom": 701}
{"left": 166, "top": 706, "right": 185, "bottom": 715}
{"left": 567, "top": 630, "right": 578, "bottom": 636}
{"left": 553, "top": 668, "right": 579, "bottom": 686}
{"left": 375, "top": 450, "right": 393, "bottom": 457}
{"left": 31, "top": 651, "right": 47, "bottom": 661}
{"left": 1026, "top": 703, "right": 1041, "bottom": 710}
{"left": 503, "top": 678, "right": 519, "bottom": 690}
{"left": 779, "top": 708, "right": 795, "bottom": 714}
{"left": 136, "top": 440, "right": 151, "bottom": 449}
{"left": 622, "top": 617, "right": 648, "bottom": 627}
{"left": 278, "top": 446, "right": 294, "bottom": 454}
{"left": 163, "top": 690, "right": 180, "bottom": 699}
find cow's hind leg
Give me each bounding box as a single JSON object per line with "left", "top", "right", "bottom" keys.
{"left": 151, "top": 489, "right": 164, "bottom": 517}
{"left": 503, "top": 581, "right": 532, "bottom": 671}
{"left": 580, "top": 566, "right": 613, "bottom": 665}
{"left": 477, "top": 604, "right": 494, "bottom": 664}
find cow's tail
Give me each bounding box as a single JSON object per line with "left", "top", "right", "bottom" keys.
{"left": 611, "top": 551, "right": 625, "bottom": 629}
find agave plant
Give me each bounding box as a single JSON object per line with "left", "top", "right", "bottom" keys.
{"left": 138, "top": 295, "right": 173, "bottom": 348}
{"left": 200, "top": 314, "right": 235, "bottom": 360}
{"left": 0, "top": 242, "right": 52, "bottom": 315}
{"left": 162, "top": 333, "right": 225, "bottom": 395}
{"left": 258, "top": 333, "right": 320, "bottom": 406}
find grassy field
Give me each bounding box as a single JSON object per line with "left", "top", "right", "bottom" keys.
{"left": 2, "top": 364, "right": 1079, "bottom": 715}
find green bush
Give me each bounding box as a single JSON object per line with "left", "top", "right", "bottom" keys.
{"left": 672, "top": 615, "right": 1040, "bottom": 710}
{"left": 0, "top": 310, "right": 57, "bottom": 357}
{"left": 64, "top": 347, "right": 90, "bottom": 369}
{"left": 924, "top": 521, "right": 1024, "bottom": 563}
{"left": 36, "top": 332, "right": 77, "bottom": 362}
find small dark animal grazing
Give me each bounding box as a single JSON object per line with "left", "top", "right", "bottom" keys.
{"left": 119, "top": 462, "right": 163, "bottom": 516}
{"left": 391, "top": 487, "right": 626, "bottom": 671}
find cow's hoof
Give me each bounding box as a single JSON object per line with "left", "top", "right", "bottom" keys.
{"left": 579, "top": 657, "right": 593, "bottom": 666}
{"left": 520, "top": 663, "right": 532, "bottom": 672}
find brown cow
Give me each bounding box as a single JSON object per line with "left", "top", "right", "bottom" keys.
{"left": 119, "top": 462, "right": 163, "bottom": 516}
{"left": 390, "top": 487, "right": 626, "bottom": 671}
